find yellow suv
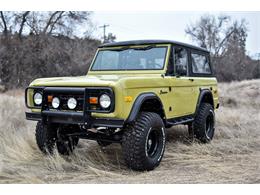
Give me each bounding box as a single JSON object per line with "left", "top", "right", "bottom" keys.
{"left": 25, "top": 40, "right": 219, "bottom": 171}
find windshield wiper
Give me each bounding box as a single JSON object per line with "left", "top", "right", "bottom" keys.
{"left": 108, "top": 46, "right": 130, "bottom": 51}
{"left": 108, "top": 45, "right": 156, "bottom": 52}
{"left": 132, "top": 45, "right": 156, "bottom": 50}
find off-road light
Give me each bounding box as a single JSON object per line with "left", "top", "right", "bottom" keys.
{"left": 67, "top": 97, "right": 77, "bottom": 109}
{"left": 99, "top": 94, "right": 111, "bottom": 109}
{"left": 52, "top": 97, "right": 60, "bottom": 109}
{"left": 33, "top": 92, "right": 42, "bottom": 105}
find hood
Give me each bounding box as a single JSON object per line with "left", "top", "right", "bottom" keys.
{"left": 30, "top": 73, "right": 168, "bottom": 89}
{"left": 30, "top": 75, "right": 124, "bottom": 87}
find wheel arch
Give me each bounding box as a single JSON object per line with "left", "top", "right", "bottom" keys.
{"left": 195, "top": 89, "right": 214, "bottom": 115}
{"left": 126, "top": 92, "right": 166, "bottom": 124}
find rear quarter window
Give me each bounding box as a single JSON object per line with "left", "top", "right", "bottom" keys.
{"left": 191, "top": 53, "right": 211, "bottom": 74}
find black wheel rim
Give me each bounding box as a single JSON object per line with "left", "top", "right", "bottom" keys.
{"left": 205, "top": 110, "right": 214, "bottom": 139}
{"left": 146, "top": 129, "right": 159, "bottom": 158}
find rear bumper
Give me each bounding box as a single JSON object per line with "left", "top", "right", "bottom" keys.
{"left": 25, "top": 111, "right": 124, "bottom": 128}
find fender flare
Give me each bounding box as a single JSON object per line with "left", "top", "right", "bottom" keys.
{"left": 126, "top": 92, "right": 165, "bottom": 123}
{"left": 195, "top": 89, "right": 214, "bottom": 115}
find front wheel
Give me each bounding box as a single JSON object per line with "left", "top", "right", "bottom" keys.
{"left": 35, "top": 122, "right": 56, "bottom": 154}
{"left": 35, "top": 122, "right": 78, "bottom": 155}
{"left": 122, "top": 112, "right": 166, "bottom": 171}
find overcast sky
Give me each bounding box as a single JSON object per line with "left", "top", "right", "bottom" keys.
{"left": 92, "top": 11, "right": 260, "bottom": 57}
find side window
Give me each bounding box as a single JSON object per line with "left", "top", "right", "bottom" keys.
{"left": 191, "top": 53, "right": 211, "bottom": 74}
{"left": 174, "top": 47, "right": 188, "bottom": 76}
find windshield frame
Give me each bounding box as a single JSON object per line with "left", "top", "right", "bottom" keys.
{"left": 88, "top": 44, "right": 171, "bottom": 74}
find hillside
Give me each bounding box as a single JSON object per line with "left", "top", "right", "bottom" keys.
{"left": 0, "top": 80, "right": 259, "bottom": 183}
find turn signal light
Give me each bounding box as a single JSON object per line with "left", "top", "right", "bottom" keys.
{"left": 124, "top": 96, "right": 133, "bottom": 102}
{"left": 47, "top": 95, "right": 53, "bottom": 103}
{"left": 89, "top": 97, "right": 98, "bottom": 104}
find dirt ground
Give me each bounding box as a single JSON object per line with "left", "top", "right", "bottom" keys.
{"left": 0, "top": 80, "right": 259, "bottom": 183}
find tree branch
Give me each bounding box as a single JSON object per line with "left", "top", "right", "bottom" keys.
{"left": 18, "top": 11, "right": 30, "bottom": 38}
{"left": 43, "top": 11, "right": 60, "bottom": 34}
{"left": 0, "top": 11, "right": 8, "bottom": 35}
{"left": 215, "top": 28, "right": 236, "bottom": 57}
{"left": 48, "top": 11, "right": 65, "bottom": 34}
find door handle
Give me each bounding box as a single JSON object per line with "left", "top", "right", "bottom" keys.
{"left": 160, "top": 90, "right": 168, "bottom": 95}
{"left": 189, "top": 78, "right": 194, "bottom": 82}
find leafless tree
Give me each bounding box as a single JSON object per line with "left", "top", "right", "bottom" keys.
{"left": 15, "top": 11, "right": 30, "bottom": 38}
{"left": 0, "top": 11, "right": 14, "bottom": 36}
{"left": 0, "top": 11, "right": 98, "bottom": 89}
{"left": 105, "top": 33, "right": 116, "bottom": 43}
{"left": 0, "top": 11, "right": 93, "bottom": 37}
{"left": 0, "top": 11, "right": 8, "bottom": 35}
{"left": 185, "top": 14, "right": 248, "bottom": 58}
{"left": 185, "top": 14, "right": 255, "bottom": 81}
{"left": 24, "top": 11, "right": 92, "bottom": 37}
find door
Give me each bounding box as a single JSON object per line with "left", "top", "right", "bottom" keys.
{"left": 167, "top": 46, "right": 197, "bottom": 118}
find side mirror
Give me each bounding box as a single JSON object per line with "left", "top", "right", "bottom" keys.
{"left": 176, "top": 65, "right": 187, "bottom": 76}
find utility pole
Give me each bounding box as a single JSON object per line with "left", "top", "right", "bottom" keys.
{"left": 99, "top": 24, "right": 109, "bottom": 43}
{"left": 257, "top": 53, "right": 260, "bottom": 78}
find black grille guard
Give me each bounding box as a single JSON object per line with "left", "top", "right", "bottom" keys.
{"left": 25, "top": 87, "right": 123, "bottom": 128}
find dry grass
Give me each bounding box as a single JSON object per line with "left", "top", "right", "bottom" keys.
{"left": 0, "top": 80, "right": 260, "bottom": 183}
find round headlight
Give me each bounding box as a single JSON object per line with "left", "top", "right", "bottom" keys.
{"left": 52, "top": 97, "right": 60, "bottom": 109}
{"left": 34, "top": 92, "right": 42, "bottom": 105}
{"left": 67, "top": 98, "right": 77, "bottom": 109}
{"left": 100, "top": 94, "right": 111, "bottom": 109}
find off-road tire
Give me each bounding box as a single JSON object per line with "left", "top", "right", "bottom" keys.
{"left": 193, "top": 103, "right": 215, "bottom": 143}
{"left": 35, "top": 121, "right": 57, "bottom": 154}
{"left": 35, "top": 122, "right": 78, "bottom": 155}
{"left": 122, "top": 112, "right": 166, "bottom": 171}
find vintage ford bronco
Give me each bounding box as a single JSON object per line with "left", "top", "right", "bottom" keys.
{"left": 25, "top": 40, "right": 219, "bottom": 171}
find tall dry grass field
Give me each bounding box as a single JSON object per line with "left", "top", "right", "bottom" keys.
{"left": 0, "top": 80, "right": 259, "bottom": 183}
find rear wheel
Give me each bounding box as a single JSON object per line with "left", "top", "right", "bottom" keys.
{"left": 193, "top": 103, "right": 215, "bottom": 143}
{"left": 122, "top": 112, "right": 166, "bottom": 171}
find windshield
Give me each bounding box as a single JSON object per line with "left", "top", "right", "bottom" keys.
{"left": 91, "top": 46, "right": 168, "bottom": 71}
